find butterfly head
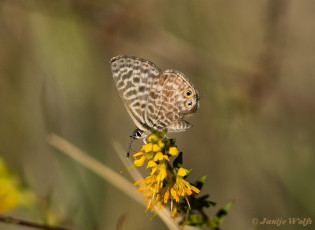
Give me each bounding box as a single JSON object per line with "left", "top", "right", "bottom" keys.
{"left": 132, "top": 128, "right": 143, "bottom": 139}
{"left": 127, "top": 128, "right": 146, "bottom": 157}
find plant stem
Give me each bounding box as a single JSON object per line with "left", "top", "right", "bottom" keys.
{"left": 0, "top": 215, "right": 75, "bottom": 230}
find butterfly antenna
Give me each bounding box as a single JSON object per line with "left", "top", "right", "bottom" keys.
{"left": 127, "top": 135, "right": 136, "bottom": 158}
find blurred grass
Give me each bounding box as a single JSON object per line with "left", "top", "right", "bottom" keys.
{"left": 1, "top": 0, "right": 315, "bottom": 229}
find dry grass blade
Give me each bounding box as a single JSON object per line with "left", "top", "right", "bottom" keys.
{"left": 112, "top": 141, "right": 143, "bottom": 182}
{"left": 47, "top": 133, "right": 140, "bottom": 202}
{"left": 47, "top": 133, "right": 180, "bottom": 230}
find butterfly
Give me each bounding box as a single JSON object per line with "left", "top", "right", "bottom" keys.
{"left": 110, "top": 55, "right": 199, "bottom": 156}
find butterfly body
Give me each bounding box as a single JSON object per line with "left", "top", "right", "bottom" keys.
{"left": 111, "top": 55, "right": 199, "bottom": 139}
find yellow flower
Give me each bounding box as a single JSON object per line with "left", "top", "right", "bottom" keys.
{"left": 0, "top": 157, "right": 35, "bottom": 214}
{"left": 141, "top": 143, "right": 153, "bottom": 153}
{"left": 134, "top": 176, "right": 157, "bottom": 201}
{"left": 168, "top": 147, "right": 178, "bottom": 156}
{"left": 147, "top": 160, "right": 157, "bottom": 168}
{"left": 133, "top": 131, "right": 201, "bottom": 219}
{"left": 134, "top": 134, "right": 166, "bottom": 167}
{"left": 150, "top": 164, "right": 167, "bottom": 183}
{"left": 0, "top": 177, "right": 19, "bottom": 213}
{"left": 158, "top": 139, "right": 165, "bottom": 148}
{"left": 163, "top": 155, "right": 170, "bottom": 161}
{"left": 152, "top": 144, "right": 161, "bottom": 152}
{"left": 170, "top": 167, "right": 200, "bottom": 202}
{"left": 153, "top": 152, "right": 164, "bottom": 161}
{"left": 133, "top": 151, "right": 147, "bottom": 167}
{"left": 133, "top": 151, "right": 144, "bottom": 157}
{"left": 153, "top": 152, "right": 169, "bottom": 162}
{"left": 147, "top": 133, "right": 159, "bottom": 143}
{"left": 177, "top": 167, "right": 188, "bottom": 177}
{"left": 163, "top": 190, "right": 170, "bottom": 203}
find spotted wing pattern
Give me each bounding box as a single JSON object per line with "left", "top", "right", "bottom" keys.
{"left": 111, "top": 55, "right": 199, "bottom": 134}
{"left": 111, "top": 55, "right": 161, "bottom": 132}
{"left": 144, "top": 70, "right": 199, "bottom": 132}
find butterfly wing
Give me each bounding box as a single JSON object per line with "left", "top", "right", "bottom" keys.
{"left": 111, "top": 55, "right": 161, "bottom": 132}
{"left": 145, "top": 70, "right": 199, "bottom": 132}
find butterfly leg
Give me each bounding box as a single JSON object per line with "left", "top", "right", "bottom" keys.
{"left": 142, "top": 134, "right": 148, "bottom": 144}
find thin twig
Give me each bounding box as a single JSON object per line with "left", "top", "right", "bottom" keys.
{"left": 0, "top": 216, "right": 74, "bottom": 230}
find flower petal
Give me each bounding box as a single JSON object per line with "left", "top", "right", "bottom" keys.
{"left": 147, "top": 160, "right": 157, "bottom": 168}
{"left": 153, "top": 152, "right": 164, "bottom": 161}
{"left": 158, "top": 140, "right": 165, "bottom": 148}
{"left": 134, "top": 155, "right": 146, "bottom": 166}
{"left": 163, "top": 155, "right": 170, "bottom": 161}
{"left": 177, "top": 167, "right": 188, "bottom": 177}
{"left": 153, "top": 144, "right": 161, "bottom": 152}
{"left": 133, "top": 151, "right": 144, "bottom": 157}
{"left": 142, "top": 143, "right": 153, "bottom": 153}
{"left": 147, "top": 134, "right": 159, "bottom": 143}
{"left": 168, "top": 147, "right": 178, "bottom": 156}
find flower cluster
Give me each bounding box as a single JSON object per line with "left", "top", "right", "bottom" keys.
{"left": 133, "top": 131, "right": 200, "bottom": 217}
{"left": 0, "top": 158, "right": 20, "bottom": 213}
{"left": 0, "top": 157, "right": 34, "bottom": 214}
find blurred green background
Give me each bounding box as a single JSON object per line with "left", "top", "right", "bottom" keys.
{"left": 1, "top": 0, "right": 314, "bottom": 229}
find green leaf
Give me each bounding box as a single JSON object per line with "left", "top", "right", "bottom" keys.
{"left": 163, "top": 138, "right": 171, "bottom": 147}
{"left": 198, "top": 195, "right": 216, "bottom": 208}
{"left": 162, "top": 129, "right": 168, "bottom": 136}
{"left": 172, "top": 151, "right": 183, "bottom": 168}
{"left": 217, "top": 201, "right": 233, "bottom": 219}
{"left": 169, "top": 138, "right": 176, "bottom": 146}
{"left": 195, "top": 175, "right": 207, "bottom": 190}
{"left": 209, "top": 201, "right": 233, "bottom": 229}
{"left": 183, "top": 168, "right": 192, "bottom": 179}
{"left": 182, "top": 213, "right": 204, "bottom": 227}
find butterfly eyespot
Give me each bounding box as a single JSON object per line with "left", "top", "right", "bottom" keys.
{"left": 185, "top": 101, "right": 193, "bottom": 108}
{"left": 183, "top": 89, "right": 193, "bottom": 98}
